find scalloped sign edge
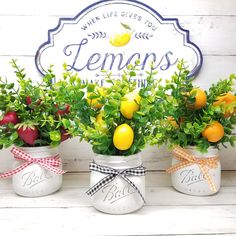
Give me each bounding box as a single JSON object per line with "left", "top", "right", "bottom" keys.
{"left": 35, "top": 0, "right": 203, "bottom": 82}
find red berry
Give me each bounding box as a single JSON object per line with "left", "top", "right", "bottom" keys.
{"left": 56, "top": 104, "right": 70, "bottom": 116}
{"left": 60, "top": 128, "right": 70, "bottom": 142}
{"left": 0, "top": 111, "right": 19, "bottom": 125}
{"left": 26, "top": 96, "right": 32, "bottom": 105}
{"left": 26, "top": 97, "right": 41, "bottom": 107}
{"left": 17, "top": 126, "right": 39, "bottom": 145}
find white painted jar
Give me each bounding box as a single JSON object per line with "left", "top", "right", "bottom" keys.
{"left": 90, "top": 153, "right": 145, "bottom": 214}
{"left": 12, "top": 146, "right": 63, "bottom": 197}
{"left": 171, "top": 146, "right": 221, "bottom": 196}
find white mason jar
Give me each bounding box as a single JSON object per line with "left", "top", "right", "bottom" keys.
{"left": 171, "top": 146, "right": 221, "bottom": 196}
{"left": 12, "top": 146, "right": 63, "bottom": 197}
{"left": 90, "top": 153, "right": 145, "bottom": 214}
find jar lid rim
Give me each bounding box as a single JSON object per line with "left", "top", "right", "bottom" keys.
{"left": 185, "top": 145, "right": 218, "bottom": 151}
{"left": 94, "top": 153, "right": 142, "bottom": 162}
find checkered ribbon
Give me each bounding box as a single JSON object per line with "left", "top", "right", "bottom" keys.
{"left": 0, "top": 147, "right": 65, "bottom": 178}
{"left": 166, "top": 146, "right": 219, "bottom": 192}
{"left": 86, "top": 162, "right": 146, "bottom": 203}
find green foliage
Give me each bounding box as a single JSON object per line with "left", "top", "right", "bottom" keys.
{"left": 0, "top": 59, "right": 86, "bottom": 148}
{"left": 2, "top": 59, "right": 235, "bottom": 155}
{"left": 151, "top": 60, "right": 236, "bottom": 152}
{"left": 71, "top": 62, "right": 165, "bottom": 156}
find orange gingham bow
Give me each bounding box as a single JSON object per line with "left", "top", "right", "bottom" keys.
{"left": 166, "top": 146, "right": 219, "bottom": 192}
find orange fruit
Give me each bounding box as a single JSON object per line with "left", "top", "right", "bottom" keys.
{"left": 113, "top": 124, "right": 134, "bottom": 150}
{"left": 87, "top": 87, "right": 106, "bottom": 109}
{"left": 179, "top": 116, "right": 185, "bottom": 125}
{"left": 189, "top": 88, "right": 207, "bottom": 109}
{"left": 120, "top": 92, "right": 141, "bottom": 119}
{"left": 202, "top": 121, "right": 224, "bottom": 142}
{"left": 213, "top": 93, "right": 236, "bottom": 118}
{"left": 167, "top": 116, "right": 179, "bottom": 128}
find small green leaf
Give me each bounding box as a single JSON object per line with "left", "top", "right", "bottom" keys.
{"left": 6, "top": 83, "right": 14, "bottom": 89}
{"left": 49, "top": 131, "right": 61, "bottom": 142}
{"left": 10, "top": 132, "right": 18, "bottom": 141}
{"left": 87, "top": 84, "right": 96, "bottom": 92}
{"left": 129, "top": 71, "right": 136, "bottom": 77}
{"left": 121, "top": 23, "right": 132, "bottom": 30}
{"left": 77, "top": 91, "right": 85, "bottom": 100}
{"left": 62, "top": 119, "right": 71, "bottom": 129}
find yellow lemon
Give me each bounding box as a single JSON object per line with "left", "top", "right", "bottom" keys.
{"left": 110, "top": 32, "right": 132, "bottom": 47}
{"left": 120, "top": 92, "right": 141, "bottom": 119}
{"left": 87, "top": 87, "right": 106, "bottom": 109}
{"left": 95, "top": 111, "right": 107, "bottom": 133}
{"left": 113, "top": 124, "right": 134, "bottom": 150}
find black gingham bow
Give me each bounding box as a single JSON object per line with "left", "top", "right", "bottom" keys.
{"left": 86, "top": 161, "right": 146, "bottom": 203}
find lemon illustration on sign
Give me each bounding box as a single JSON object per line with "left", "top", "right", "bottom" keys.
{"left": 113, "top": 124, "right": 134, "bottom": 150}
{"left": 110, "top": 23, "right": 132, "bottom": 47}
{"left": 120, "top": 91, "right": 141, "bottom": 119}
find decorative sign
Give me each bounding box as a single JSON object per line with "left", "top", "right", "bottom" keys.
{"left": 35, "top": 0, "right": 203, "bottom": 87}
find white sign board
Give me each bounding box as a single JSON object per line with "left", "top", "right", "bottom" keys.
{"left": 35, "top": 0, "right": 203, "bottom": 87}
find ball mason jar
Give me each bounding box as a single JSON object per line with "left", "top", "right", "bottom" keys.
{"left": 90, "top": 153, "right": 145, "bottom": 214}
{"left": 171, "top": 146, "right": 221, "bottom": 196}
{"left": 12, "top": 146, "right": 63, "bottom": 197}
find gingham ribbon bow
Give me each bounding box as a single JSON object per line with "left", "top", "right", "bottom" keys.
{"left": 0, "top": 147, "right": 65, "bottom": 178}
{"left": 166, "top": 146, "right": 219, "bottom": 192}
{"left": 86, "top": 162, "right": 146, "bottom": 203}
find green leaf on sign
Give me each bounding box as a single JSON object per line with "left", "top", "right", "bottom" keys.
{"left": 121, "top": 23, "right": 132, "bottom": 30}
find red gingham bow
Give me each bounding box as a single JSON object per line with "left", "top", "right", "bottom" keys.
{"left": 0, "top": 147, "right": 65, "bottom": 178}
